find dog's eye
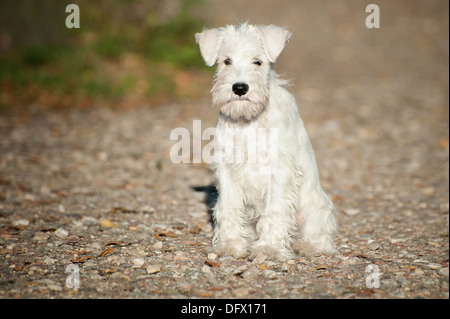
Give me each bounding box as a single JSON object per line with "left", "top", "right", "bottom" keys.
{"left": 253, "top": 60, "right": 262, "bottom": 66}
{"left": 224, "top": 58, "right": 232, "bottom": 65}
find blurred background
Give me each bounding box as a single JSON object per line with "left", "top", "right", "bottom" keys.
{"left": 0, "top": 0, "right": 448, "bottom": 117}
{"left": 0, "top": 0, "right": 212, "bottom": 114}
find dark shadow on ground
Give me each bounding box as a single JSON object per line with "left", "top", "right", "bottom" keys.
{"left": 190, "top": 184, "right": 217, "bottom": 230}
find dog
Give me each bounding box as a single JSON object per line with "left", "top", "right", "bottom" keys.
{"left": 195, "top": 23, "right": 336, "bottom": 261}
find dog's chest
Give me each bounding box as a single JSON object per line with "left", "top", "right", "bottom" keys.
{"left": 217, "top": 121, "right": 277, "bottom": 190}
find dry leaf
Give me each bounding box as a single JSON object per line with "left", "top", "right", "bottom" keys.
{"left": 104, "top": 241, "right": 124, "bottom": 246}
{"left": 436, "top": 138, "right": 449, "bottom": 149}
{"left": 71, "top": 255, "right": 95, "bottom": 263}
{"left": 257, "top": 264, "right": 269, "bottom": 271}
{"left": 13, "top": 263, "right": 25, "bottom": 271}
{"left": 192, "top": 242, "right": 206, "bottom": 246}
{"left": 403, "top": 265, "right": 415, "bottom": 271}
{"left": 355, "top": 289, "right": 374, "bottom": 296}
{"left": 342, "top": 251, "right": 352, "bottom": 257}
{"left": 316, "top": 264, "right": 328, "bottom": 270}
{"left": 189, "top": 226, "right": 202, "bottom": 234}
{"left": 99, "top": 268, "right": 117, "bottom": 276}
{"left": 155, "top": 231, "right": 176, "bottom": 238}
{"left": 99, "top": 247, "right": 114, "bottom": 257}
{"left": 100, "top": 218, "right": 116, "bottom": 228}
{"left": 110, "top": 207, "right": 138, "bottom": 214}
{"left": 205, "top": 260, "right": 220, "bottom": 268}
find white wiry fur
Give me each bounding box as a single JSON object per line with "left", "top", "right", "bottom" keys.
{"left": 196, "top": 23, "right": 336, "bottom": 261}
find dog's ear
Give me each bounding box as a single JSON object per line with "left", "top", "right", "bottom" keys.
{"left": 195, "top": 28, "right": 221, "bottom": 67}
{"left": 256, "top": 25, "right": 291, "bottom": 63}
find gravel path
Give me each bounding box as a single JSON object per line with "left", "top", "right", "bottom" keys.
{"left": 0, "top": 0, "right": 448, "bottom": 299}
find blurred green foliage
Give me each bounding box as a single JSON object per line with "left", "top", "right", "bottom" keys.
{"left": 145, "top": 1, "right": 206, "bottom": 68}
{"left": 0, "top": 0, "right": 209, "bottom": 110}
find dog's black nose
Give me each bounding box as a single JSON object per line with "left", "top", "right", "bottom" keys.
{"left": 232, "top": 83, "right": 249, "bottom": 96}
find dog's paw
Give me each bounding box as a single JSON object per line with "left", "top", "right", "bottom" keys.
{"left": 292, "top": 239, "right": 337, "bottom": 257}
{"left": 250, "top": 244, "right": 294, "bottom": 262}
{"left": 213, "top": 240, "right": 249, "bottom": 259}
{"left": 291, "top": 239, "right": 316, "bottom": 257}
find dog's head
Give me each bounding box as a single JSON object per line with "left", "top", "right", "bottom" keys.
{"left": 196, "top": 23, "right": 291, "bottom": 121}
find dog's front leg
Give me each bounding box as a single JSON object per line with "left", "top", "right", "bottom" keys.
{"left": 251, "top": 169, "right": 297, "bottom": 261}
{"left": 212, "top": 167, "right": 252, "bottom": 259}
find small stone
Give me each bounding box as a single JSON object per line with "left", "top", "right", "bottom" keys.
{"left": 237, "top": 264, "right": 248, "bottom": 272}
{"left": 368, "top": 242, "right": 380, "bottom": 251}
{"left": 390, "top": 238, "right": 406, "bottom": 244}
{"left": 232, "top": 287, "right": 250, "bottom": 298}
{"left": 241, "top": 266, "right": 259, "bottom": 279}
{"left": 207, "top": 253, "right": 218, "bottom": 260}
{"left": 12, "top": 219, "right": 29, "bottom": 227}
{"left": 201, "top": 265, "right": 211, "bottom": 273}
{"left": 414, "top": 268, "right": 425, "bottom": 275}
{"left": 40, "top": 185, "right": 51, "bottom": 195}
{"left": 97, "top": 151, "right": 108, "bottom": 161}
{"left": 439, "top": 267, "right": 449, "bottom": 277}
{"left": 428, "top": 241, "right": 441, "bottom": 247}
{"left": 206, "top": 272, "right": 219, "bottom": 286}
{"left": 345, "top": 209, "right": 360, "bottom": 216}
{"left": 146, "top": 264, "right": 162, "bottom": 275}
{"left": 252, "top": 253, "right": 268, "bottom": 264}
{"left": 343, "top": 257, "right": 358, "bottom": 265}
{"left": 140, "top": 205, "right": 155, "bottom": 213}
{"left": 262, "top": 269, "right": 277, "bottom": 278}
{"left": 43, "top": 256, "right": 57, "bottom": 265}
{"left": 174, "top": 253, "right": 190, "bottom": 261}
{"left": 421, "top": 187, "right": 435, "bottom": 195}
{"left": 55, "top": 227, "right": 69, "bottom": 238}
{"left": 426, "top": 263, "right": 443, "bottom": 270}
{"left": 81, "top": 216, "right": 98, "bottom": 225}
{"left": 132, "top": 258, "right": 145, "bottom": 267}
{"left": 153, "top": 241, "right": 163, "bottom": 250}
{"left": 33, "top": 232, "right": 50, "bottom": 241}
{"left": 48, "top": 283, "right": 63, "bottom": 291}
{"left": 24, "top": 193, "right": 35, "bottom": 201}
{"left": 136, "top": 247, "right": 146, "bottom": 257}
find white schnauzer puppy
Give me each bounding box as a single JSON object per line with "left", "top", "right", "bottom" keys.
{"left": 195, "top": 23, "right": 336, "bottom": 261}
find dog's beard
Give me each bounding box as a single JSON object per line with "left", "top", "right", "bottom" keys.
{"left": 212, "top": 84, "right": 269, "bottom": 121}
{"left": 219, "top": 99, "right": 266, "bottom": 121}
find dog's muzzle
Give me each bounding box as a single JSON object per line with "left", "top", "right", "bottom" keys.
{"left": 232, "top": 83, "right": 249, "bottom": 96}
